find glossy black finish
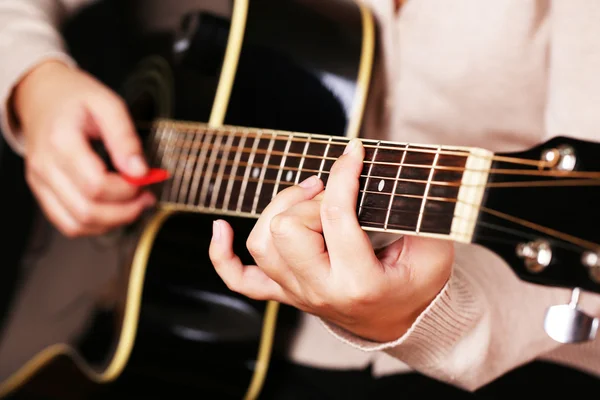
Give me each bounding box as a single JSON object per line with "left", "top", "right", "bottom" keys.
{"left": 473, "top": 136, "right": 600, "bottom": 294}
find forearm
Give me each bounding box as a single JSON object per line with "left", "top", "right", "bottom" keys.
{"left": 0, "top": 0, "right": 85, "bottom": 154}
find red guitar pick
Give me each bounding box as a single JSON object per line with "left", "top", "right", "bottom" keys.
{"left": 122, "top": 168, "right": 170, "bottom": 186}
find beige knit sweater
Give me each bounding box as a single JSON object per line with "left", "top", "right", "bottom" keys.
{"left": 1, "top": 0, "right": 599, "bottom": 392}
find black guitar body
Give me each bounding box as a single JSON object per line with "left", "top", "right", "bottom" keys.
{"left": 3, "top": 1, "right": 370, "bottom": 398}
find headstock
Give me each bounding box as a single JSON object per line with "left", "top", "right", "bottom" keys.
{"left": 472, "top": 135, "right": 600, "bottom": 295}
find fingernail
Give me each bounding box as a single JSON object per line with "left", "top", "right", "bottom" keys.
{"left": 212, "top": 220, "right": 221, "bottom": 241}
{"left": 343, "top": 139, "right": 358, "bottom": 155}
{"left": 128, "top": 155, "right": 148, "bottom": 177}
{"left": 299, "top": 175, "right": 319, "bottom": 188}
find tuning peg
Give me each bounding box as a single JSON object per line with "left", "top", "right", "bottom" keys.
{"left": 544, "top": 288, "right": 599, "bottom": 344}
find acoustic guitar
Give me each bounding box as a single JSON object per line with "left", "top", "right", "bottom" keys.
{"left": 1, "top": 0, "right": 599, "bottom": 399}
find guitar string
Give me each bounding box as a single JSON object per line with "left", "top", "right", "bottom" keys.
{"left": 158, "top": 171, "right": 600, "bottom": 250}
{"left": 153, "top": 155, "right": 600, "bottom": 190}
{"left": 149, "top": 134, "right": 600, "bottom": 180}
{"left": 147, "top": 127, "right": 600, "bottom": 250}
{"left": 148, "top": 120, "right": 576, "bottom": 169}
{"left": 154, "top": 145, "right": 600, "bottom": 187}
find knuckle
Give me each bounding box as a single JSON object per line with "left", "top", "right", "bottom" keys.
{"left": 83, "top": 176, "right": 105, "bottom": 200}
{"left": 74, "top": 202, "right": 95, "bottom": 225}
{"left": 304, "top": 289, "right": 328, "bottom": 311}
{"left": 48, "top": 129, "right": 68, "bottom": 153}
{"left": 61, "top": 224, "right": 83, "bottom": 239}
{"left": 106, "top": 94, "right": 130, "bottom": 119}
{"left": 269, "top": 213, "right": 297, "bottom": 238}
{"left": 246, "top": 233, "right": 266, "bottom": 258}
{"left": 340, "top": 281, "right": 379, "bottom": 308}
{"left": 223, "top": 278, "right": 239, "bottom": 293}
{"left": 111, "top": 94, "right": 128, "bottom": 111}
{"left": 24, "top": 166, "right": 38, "bottom": 187}
{"left": 320, "top": 203, "right": 343, "bottom": 222}
{"left": 25, "top": 158, "right": 43, "bottom": 177}
{"left": 25, "top": 170, "right": 35, "bottom": 187}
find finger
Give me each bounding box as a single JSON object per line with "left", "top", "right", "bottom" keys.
{"left": 46, "top": 165, "right": 154, "bottom": 230}
{"left": 321, "top": 139, "right": 379, "bottom": 269}
{"left": 210, "top": 219, "right": 287, "bottom": 302}
{"left": 270, "top": 199, "right": 329, "bottom": 285}
{"left": 53, "top": 130, "right": 142, "bottom": 202}
{"left": 87, "top": 91, "right": 148, "bottom": 177}
{"left": 246, "top": 175, "right": 323, "bottom": 285}
{"left": 28, "top": 176, "right": 91, "bottom": 237}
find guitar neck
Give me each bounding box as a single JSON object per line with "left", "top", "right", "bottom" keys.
{"left": 147, "top": 119, "right": 493, "bottom": 244}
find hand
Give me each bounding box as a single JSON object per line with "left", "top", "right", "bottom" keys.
{"left": 209, "top": 139, "right": 454, "bottom": 343}
{"left": 12, "top": 60, "right": 155, "bottom": 237}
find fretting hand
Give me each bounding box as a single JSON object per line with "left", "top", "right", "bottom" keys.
{"left": 209, "top": 139, "right": 454, "bottom": 342}
{"left": 12, "top": 60, "right": 156, "bottom": 237}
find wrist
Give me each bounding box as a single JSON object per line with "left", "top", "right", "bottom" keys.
{"left": 336, "top": 276, "right": 451, "bottom": 343}
{"left": 11, "top": 60, "right": 72, "bottom": 129}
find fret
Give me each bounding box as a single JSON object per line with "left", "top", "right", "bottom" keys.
{"left": 198, "top": 132, "right": 225, "bottom": 207}
{"left": 275, "top": 136, "right": 313, "bottom": 194}
{"left": 385, "top": 144, "right": 409, "bottom": 229}
{"left": 251, "top": 135, "right": 276, "bottom": 214}
{"left": 187, "top": 129, "right": 215, "bottom": 206}
{"left": 420, "top": 150, "right": 468, "bottom": 234}
{"left": 236, "top": 131, "right": 262, "bottom": 212}
{"left": 222, "top": 131, "right": 248, "bottom": 211}
{"left": 168, "top": 128, "right": 192, "bottom": 202}
{"left": 159, "top": 124, "right": 182, "bottom": 203}
{"left": 317, "top": 137, "right": 332, "bottom": 179}
{"left": 416, "top": 146, "right": 441, "bottom": 233}
{"left": 294, "top": 135, "right": 311, "bottom": 185}
{"left": 298, "top": 136, "right": 328, "bottom": 183}
{"left": 376, "top": 144, "right": 439, "bottom": 232}
{"left": 358, "top": 140, "right": 379, "bottom": 218}
{"left": 358, "top": 142, "right": 409, "bottom": 229}
{"left": 174, "top": 129, "right": 199, "bottom": 203}
{"left": 148, "top": 124, "right": 168, "bottom": 169}
{"left": 270, "top": 134, "right": 293, "bottom": 202}
{"left": 209, "top": 131, "right": 236, "bottom": 209}
{"left": 319, "top": 137, "right": 347, "bottom": 187}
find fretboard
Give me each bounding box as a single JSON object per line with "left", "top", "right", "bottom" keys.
{"left": 147, "top": 119, "right": 492, "bottom": 243}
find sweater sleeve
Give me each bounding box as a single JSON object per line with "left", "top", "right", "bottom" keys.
{"left": 321, "top": 1, "right": 600, "bottom": 390}
{"left": 0, "top": 0, "right": 88, "bottom": 155}
{"left": 322, "top": 243, "right": 576, "bottom": 391}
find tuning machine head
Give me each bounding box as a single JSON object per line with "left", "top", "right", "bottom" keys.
{"left": 581, "top": 251, "right": 600, "bottom": 283}
{"left": 541, "top": 144, "right": 577, "bottom": 171}
{"left": 516, "top": 239, "right": 552, "bottom": 273}
{"left": 544, "top": 288, "right": 599, "bottom": 344}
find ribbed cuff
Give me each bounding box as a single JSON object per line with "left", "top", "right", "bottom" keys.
{"left": 0, "top": 33, "right": 76, "bottom": 155}
{"left": 320, "top": 267, "right": 483, "bottom": 369}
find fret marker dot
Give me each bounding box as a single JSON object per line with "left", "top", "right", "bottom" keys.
{"left": 252, "top": 167, "right": 260, "bottom": 179}
{"left": 378, "top": 180, "right": 385, "bottom": 192}
{"left": 286, "top": 171, "right": 293, "bottom": 182}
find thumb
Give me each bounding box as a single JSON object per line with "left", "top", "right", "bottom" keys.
{"left": 88, "top": 91, "right": 148, "bottom": 177}
{"left": 401, "top": 236, "right": 454, "bottom": 290}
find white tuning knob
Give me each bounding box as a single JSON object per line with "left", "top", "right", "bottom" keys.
{"left": 544, "top": 288, "right": 599, "bottom": 344}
